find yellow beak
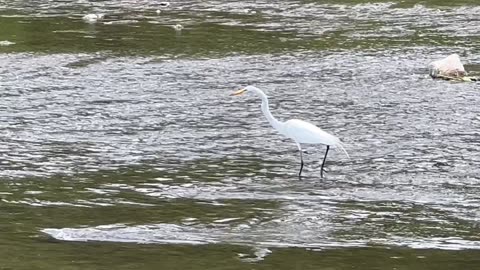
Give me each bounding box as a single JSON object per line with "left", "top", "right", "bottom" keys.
{"left": 230, "top": 88, "right": 247, "bottom": 96}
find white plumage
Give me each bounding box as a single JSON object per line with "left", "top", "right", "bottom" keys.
{"left": 231, "top": 85, "right": 348, "bottom": 177}
{"left": 283, "top": 119, "right": 339, "bottom": 145}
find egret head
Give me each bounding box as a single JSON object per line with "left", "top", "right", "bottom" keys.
{"left": 230, "top": 85, "right": 260, "bottom": 96}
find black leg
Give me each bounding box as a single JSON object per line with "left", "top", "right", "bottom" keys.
{"left": 320, "top": 145, "right": 330, "bottom": 178}
{"left": 296, "top": 143, "right": 304, "bottom": 178}
{"left": 299, "top": 150, "right": 304, "bottom": 177}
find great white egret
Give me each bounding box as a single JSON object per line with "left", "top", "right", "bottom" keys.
{"left": 231, "top": 85, "right": 348, "bottom": 177}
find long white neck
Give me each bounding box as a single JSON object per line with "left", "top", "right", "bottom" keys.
{"left": 253, "top": 88, "right": 283, "bottom": 131}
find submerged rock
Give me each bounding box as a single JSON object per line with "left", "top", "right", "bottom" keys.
{"left": 172, "top": 24, "right": 184, "bottom": 31}
{"left": 0, "top": 40, "right": 15, "bottom": 46}
{"left": 82, "top": 13, "right": 104, "bottom": 24}
{"left": 159, "top": 2, "right": 170, "bottom": 8}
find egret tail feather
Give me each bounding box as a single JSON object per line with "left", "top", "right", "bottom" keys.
{"left": 335, "top": 142, "right": 350, "bottom": 159}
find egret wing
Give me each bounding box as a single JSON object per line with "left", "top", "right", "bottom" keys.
{"left": 283, "top": 119, "right": 340, "bottom": 145}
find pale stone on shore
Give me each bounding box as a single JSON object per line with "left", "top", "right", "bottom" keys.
{"left": 429, "top": 54, "right": 466, "bottom": 78}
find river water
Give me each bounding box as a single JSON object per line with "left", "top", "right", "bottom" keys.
{"left": 1, "top": 0, "right": 480, "bottom": 269}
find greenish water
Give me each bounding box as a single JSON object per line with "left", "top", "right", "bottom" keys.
{"left": 1, "top": 0, "right": 480, "bottom": 269}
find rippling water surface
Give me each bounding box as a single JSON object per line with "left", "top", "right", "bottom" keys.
{"left": 1, "top": 0, "right": 480, "bottom": 269}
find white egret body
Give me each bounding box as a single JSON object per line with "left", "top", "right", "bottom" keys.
{"left": 231, "top": 85, "right": 348, "bottom": 177}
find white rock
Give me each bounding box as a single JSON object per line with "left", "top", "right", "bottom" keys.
{"left": 172, "top": 24, "right": 183, "bottom": 31}
{"left": 82, "top": 13, "right": 104, "bottom": 23}
{"left": 429, "top": 54, "right": 466, "bottom": 78}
